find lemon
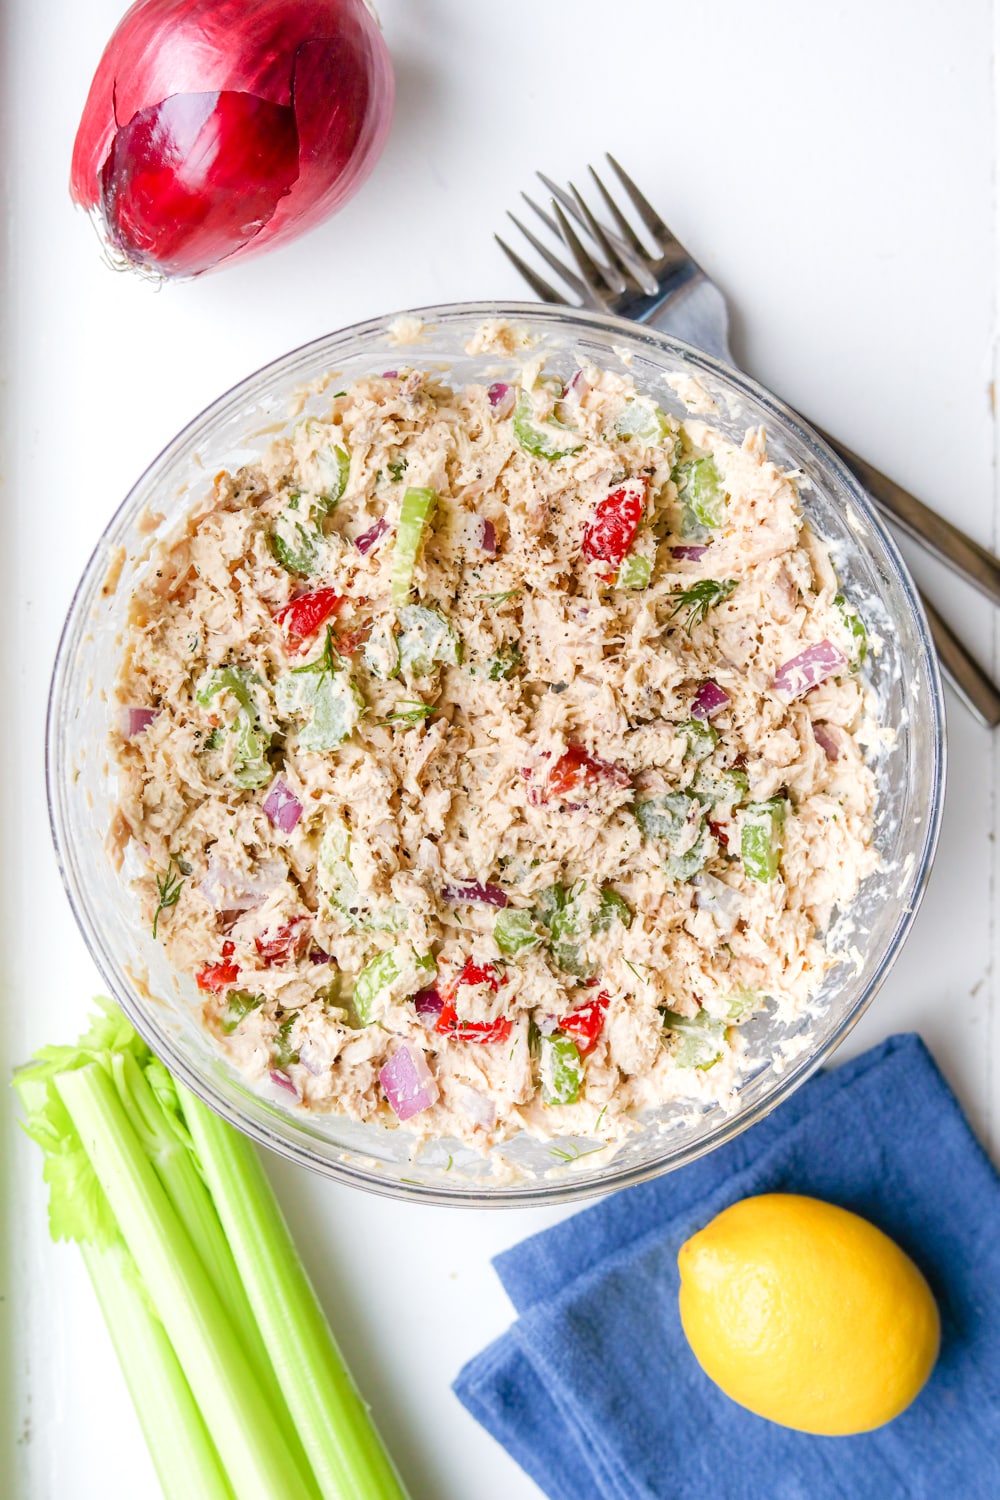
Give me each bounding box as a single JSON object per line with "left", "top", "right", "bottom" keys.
{"left": 677, "top": 1193, "right": 940, "bottom": 1435}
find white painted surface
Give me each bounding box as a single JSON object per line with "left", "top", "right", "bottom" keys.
{"left": 1, "top": 1, "right": 996, "bottom": 1496}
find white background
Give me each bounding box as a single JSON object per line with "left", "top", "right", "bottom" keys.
{"left": 2, "top": 2, "right": 998, "bottom": 1496}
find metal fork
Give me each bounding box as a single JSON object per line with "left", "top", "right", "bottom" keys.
{"left": 497, "top": 156, "right": 1000, "bottom": 728}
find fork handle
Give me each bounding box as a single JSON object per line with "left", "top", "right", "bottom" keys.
{"left": 923, "top": 598, "right": 1000, "bottom": 729}
{"left": 814, "top": 428, "right": 1000, "bottom": 607}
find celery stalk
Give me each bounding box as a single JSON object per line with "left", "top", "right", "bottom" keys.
{"left": 111, "top": 1051, "right": 313, "bottom": 1485}
{"left": 81, "top": 1237, "right": 235, "bottom": 1500}
{"left": 56, "top": 1063, "right": 316, "bottom": 1500}
{"left": 179, "top": 1086, "right": 409, "bottom": 1500}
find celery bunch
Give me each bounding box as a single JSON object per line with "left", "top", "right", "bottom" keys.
{"left": 14, "top": 1001, "right": 407, "bottom": 1500}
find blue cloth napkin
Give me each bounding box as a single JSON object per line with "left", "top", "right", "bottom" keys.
{"left": 454, "top": 1034, "right": 1000, "bottom": 1499}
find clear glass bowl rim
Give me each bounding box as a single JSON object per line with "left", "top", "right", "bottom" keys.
{"left": 46, "top": 300, "right": 946, "bottom": 1208}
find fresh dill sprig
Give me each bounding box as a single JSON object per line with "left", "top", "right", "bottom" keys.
{"left": 152, "top": 858, "right": 185, "bottom": 939}
{"left": 667, "top": 577, "right": 737, "bottom": 634}
{"left": 375, "top": 699, "right": 439, "bottom": 728}
{"left": 623, "top": 959, "right": 651, "bottom": 984}
{"left": 474, "top": 588, "right": 524, "bottom": 605}
{"left": 291, "top": 624, "right": 341, "bottom": 679}
{"left": 594, "top": 1102, "right": 609, "bottom": 1132}
{"left": 548, "top": 1141, "right": 605, "bottom": 1164}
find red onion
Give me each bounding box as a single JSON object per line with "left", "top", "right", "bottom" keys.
{"left": 263, "top": 777, "right": 303, "bottom": 833}
{"left": 772, "top": 639, "right": 847, "bottom": 701}
{"left": 379, "top": 1046, "right": 439, "bottom": 1121}
{"left": 458, "top": 1085, "right": 497, "bottom": 1131}
{"left": 123, "top": 706, "right": 158, "bottom": 737}
{"left": 441, "top": 882, "right": 508, "bottom": 909}
{"left": 672, "top": 545, "right": 710, "bottom": 562}
{"left": 477, "top": 517, "right": 497, "bottom": 554}
{"left": 381, "top": 370, "right": 399, "bottom": 379}
{"left": 355, "top": 517, "right": 390, "bottom": 555}
{"left": 487, "top": 382, "right": 516, "bottom": 419}
{"left": 691, "top": 680, "right": 730, "bottom": 721}
{"left": 413, "top": 987, "right": 443, "bottom": 1016}
{"left": 269, "top": 1069, "right": 300, "bottom": 1100}
{"left": 70, "top": 0, "right": 394, "bottom": 279}
{"left": 813, "top": 722, "right": 840, "bottom": 761}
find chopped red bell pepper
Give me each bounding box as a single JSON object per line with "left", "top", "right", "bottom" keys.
{"left": 544, "top": 744, "right": 630, "bottom": 801}
{"left": 196, "top": 956, "right": 240, "bottom": 993}
{"left": 273, "top": 588, "right": 342, "bottom": 648}
{"left": 707, "top": 817, "right": 729, "bottom": 849}
{"left": 255, "top": 917, "right": 308, "bottom": 965}
{"left": 581, "top": 479, "right": 646, "bottom": 572}
{"left": 436, "top": 959, "right": 513, "bottom": 1043}
{"left": 558, "top": 991, "right": 610, "bottom": 1054}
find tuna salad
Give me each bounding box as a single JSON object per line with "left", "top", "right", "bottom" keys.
{"left": 112, "top": 344, "right": 878, "bottom": 1149}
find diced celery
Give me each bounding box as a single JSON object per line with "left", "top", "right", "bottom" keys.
{"left": 318, "top": 822, "right": 407, "bottom": 932}
{"left": 513, "top": 391, "right": 584, "bottom": 461}
{"left": 665, "top": 826, "right": 716, "bottom": 882}
{"left": 396, "top": 604, "right": 462, "bottom": 677}
{"left": 362, "top": 620, "right": 401, "bottom": 679}
{"left": 269, "top": 514, "right": 321, "bottom": 576}
{"left": 593, "top": 885, "right": 633, "bottom": 933}
{"left": 694, "top": 765, "right": 750, "bottom": 808}
{"left": 677, "top": 455, "right": 726, "bottom": 528}
{"left": 487, "top": 641, "right": 522, "bottom": 680}
{"left": 196, "top": 668, "right": 270, "bottom": 789}
{"left": 614, "top": 400, "right": 670, "bottom": 444}
{"left": 679, "top": 718, "right": 720, "bottom": 762}
{"left": 352, "top": 948, "right": 434, "bottom": 1025}
{"left": 616, "top": 554, "right": 653, "bottom": 589}
{"left": 220, "top": 991, "right": 263, "bottom": 1035}
{"left": 539, "top": 1035, "right": 584, "bottom": 1105}
{"left": 634, "top": 793, "right": 693, "bottom": 841}
{"left": 494, "top": 908, "right": 543, "bottom": 956}
{"left": 662, "top": 1009, "right": 727, "bottom": 1069}
{"left": 549, "top": 896, "right": 597, "bottom": 980}
{"left": 275, "top": 663, "right": 363, "bottom": 753}
{"left": 391, "top": 486, "right": 437, "bottom": 605}
{"left": 724, "top": 985, "right": 762, "bottom": 1021}
{"left": 741, "top": 797, "right": 788, "bottom": 882}
{"left": 313, "top": 444, "right": 350, "bottom": 513}
{"left": 835, "top": 592, "right": 868, "bottom": 665}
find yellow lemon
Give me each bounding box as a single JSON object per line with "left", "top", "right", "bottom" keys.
{"left": 677, "top": 1193, "right": 940, "bottom": 1435}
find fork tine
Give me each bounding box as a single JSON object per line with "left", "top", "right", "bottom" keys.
{"left": 520, "top": 191, "right": 561, "bottom": 239}
{"left": 494, "top": 234, "right": 570, "bottom": 306}
{"left": 587, "top": 164, "right": 650, "bottom": 260}
{"left": 565, "top": 182, "right": 630, "bottom": 295}
{"left": 605, "top": 153, "right": 672, "bottom": 249}
{"left": 549, "top": 200, "right": 614, "bottom": 308}
{"left": 505, "top": 211, "right": 592, "bottom": 303}
{"left": 568, "top": 181, "right": 658, "bottom": 296}
{"left": 537, "top": 172, "right": 583, "bottom": 223}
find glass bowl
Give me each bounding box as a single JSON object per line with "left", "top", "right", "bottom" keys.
{"left": 47, "top": 302, "right": 945, "bottom": 1207}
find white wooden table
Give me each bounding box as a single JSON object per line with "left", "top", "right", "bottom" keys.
{"left": 2, "top": 2, "right": 997, "bottom": 1495}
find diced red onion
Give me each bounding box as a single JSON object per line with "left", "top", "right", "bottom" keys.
{"left": 413, "top": 987, "right": 443, "bottom": 1016}
{"left": 813, "top": 722, "right": 840, "bottom": 761}
{"left": 693, "top": 872, "right": 744, "bottom": 935}
{"left": 772, "top": 639, "right": 847, "bottom": 700}
{"left": 200, "top": 856, "right": 286, "bottom": 912}
{"left": 269, "top": 1070, "right": 300, "bottom": 1100}
{"left": 487, "top": 382, "right": 516, "bottom": 418}
{"left": 355, "top": 517, "right": 389, "bottom": 555}
{"left": 379, "top": 1046, "right": 439, "bottom": 1121}
{"left": 122, "top": 706, "right": 159, "bottom": 737}
{"left": 478, "top": 517, "right": 497, "bottom": 554}
{"left": 263, "top": 778, "right": 303, "bottom": 833}
{"left": 381, "top": 370, "right": 399, "bottom": 379}
{"left": 441, "top": 882, "right": 508, "bottom": 909}
{"left": 458, "top": 1085, "right": 496, "bottom": 1131}
{"left": 296, "top": 1040, "right": 327, "bottom": 1076}
{"left": 672, "top": 545, "right": 709, "bottom": 562}
{"left": 691, "top": 680, "right": 730, "bottom": 721}
{"left": 309, "top": 947, "right": 333, "bottom": 965}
